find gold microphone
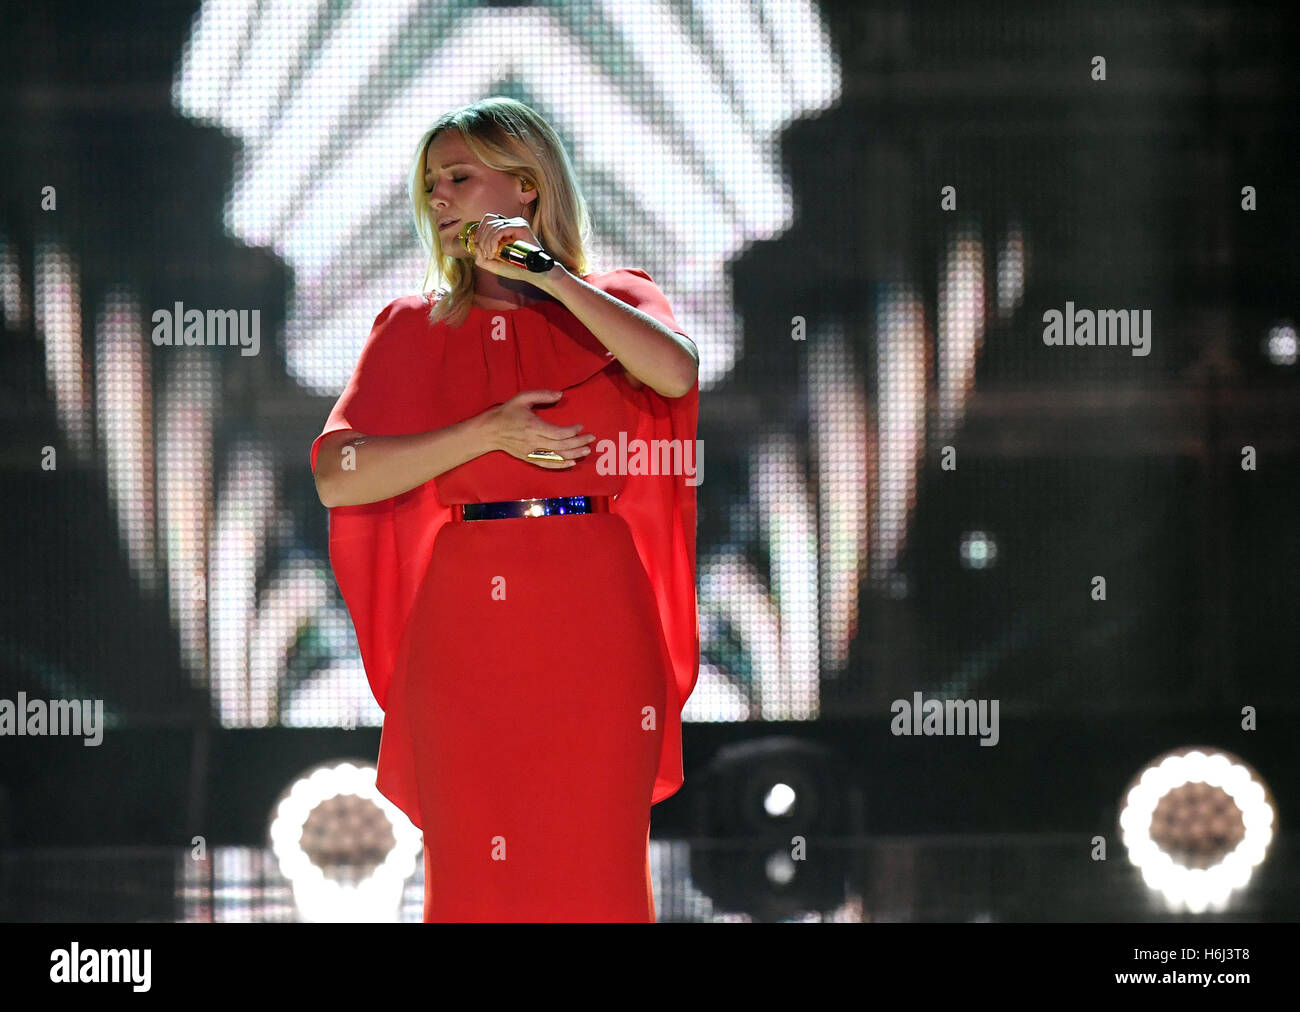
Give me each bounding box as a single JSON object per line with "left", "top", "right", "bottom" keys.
{"left": 458, "top": 220, "right": 556, "bottom": 273}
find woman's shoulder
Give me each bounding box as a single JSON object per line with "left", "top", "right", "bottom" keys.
{"left": 372, "top": 292, "right": 436, "bottom": 315}
{"left": 359, "top": 294, "right": 443, "bottom": 343}
{"left": 378, "top": 293, "right": 442, "bottom": 320}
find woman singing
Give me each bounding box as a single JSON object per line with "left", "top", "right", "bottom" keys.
{"left": 310, "top": 97, "right": 700, "bottom": 922}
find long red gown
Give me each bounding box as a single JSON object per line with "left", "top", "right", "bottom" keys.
{"left": 310, "top": 269, "right": 699, "bottom": 921}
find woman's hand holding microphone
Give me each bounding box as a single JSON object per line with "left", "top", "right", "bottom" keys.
{"left": 463, "top": 213, "right": 592, "bottom": 468}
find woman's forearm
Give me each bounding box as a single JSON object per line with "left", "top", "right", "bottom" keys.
{"left": 539, "top": 267, "right": 699, "bottom": 398}
{"left": 314, "top": 411, "right": 498, "bottom": 508}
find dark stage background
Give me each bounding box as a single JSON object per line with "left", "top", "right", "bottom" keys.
{"left": 1, "top": 0, "right": 1296, "bottom": 921}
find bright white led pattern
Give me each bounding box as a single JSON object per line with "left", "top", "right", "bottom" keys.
{"left": 95, "top": 290, "right": 159, "bottom": 594}
{"left": 158, "top": 355, "right": 217, "bottom": 686}
{"left": 34, "top": 243, "right": 92, "bottom": 461}
{"left": 936, "top": 227, "right": 985, "bottom": 447}
{"left": 808, "top": 319, "right": 869, "bottom": 675}
{"left": 172, "top": 0, "right": 841, "bottom": 393}
{"left": 210, "top": 442, "right": 277, "bottom": 727}
{"left": 994, "top": 221, "right": 1026, "bottom": 321}
{"left": 750, "top": 432, "right": 819, "bottom": 718}
{"left": 872, "top": 287, "right": 927, "bottom": 586}
{"left": 1, "top": 232, "right": 27, "bottom": 330}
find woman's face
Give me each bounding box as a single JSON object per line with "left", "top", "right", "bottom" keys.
{"left": 424, "top": 130, "right": 536, "bottom": 257}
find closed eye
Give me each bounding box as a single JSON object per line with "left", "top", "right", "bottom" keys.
{"left": 424, "top": 176, "right": 468, "bottom": 194}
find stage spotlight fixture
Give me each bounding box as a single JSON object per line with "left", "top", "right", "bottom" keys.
{"left": 1119, "top": 746, "right": 1274, "bottom": 914}
{"left": 689, "top": 736, "right": 854, "bottom": 919}
{"left": 268, "top": 760, "right": 423, "bottom": 922}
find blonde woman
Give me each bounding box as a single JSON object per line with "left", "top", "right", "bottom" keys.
{"left": 311, "top": 97, "right": 700, "bottom": 922}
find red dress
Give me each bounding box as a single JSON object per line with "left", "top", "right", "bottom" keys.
{"left": 310, "top": 270, "right": 699, "bottom": 921}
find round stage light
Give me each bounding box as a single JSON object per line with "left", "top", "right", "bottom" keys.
{"left": 1263, "top": 320, "right": 1297, "bottom": 366}
{"left": 763, "top": 782, "right": 798, "bottom": 818}
{"left": 269, "top": 760, "right": 423, "bottom": 922}
{"left": 1119, "top": 747, "right": 1274, "bottom": 914}
{"left": 959, "top": 530, "right": 998, "bottom": 570}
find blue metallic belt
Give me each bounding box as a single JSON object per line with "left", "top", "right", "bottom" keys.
{"left": 452, "top": 494, "right": 612, "bottom": 521}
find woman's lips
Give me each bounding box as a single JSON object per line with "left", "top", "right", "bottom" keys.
{"left": 438, "top": 218, "right": 460, "bottom": 232}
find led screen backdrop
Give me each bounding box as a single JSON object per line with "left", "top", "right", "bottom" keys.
{"left": 2, "top": 1, "right": 1296, "bottom": 784}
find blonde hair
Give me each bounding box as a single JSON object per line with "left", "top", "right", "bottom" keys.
{"left": 409, "top": 97, "right": 594, "bottom": 328}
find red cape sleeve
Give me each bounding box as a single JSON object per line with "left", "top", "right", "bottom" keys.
{"left": 599, "top": 269, "right": 701, "bottom": 805}
{"left": 310, "top": 297, "right": 451, "bottom": 825}
{"left": 312, "top": 274, "right": 699, "bottom": 826}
